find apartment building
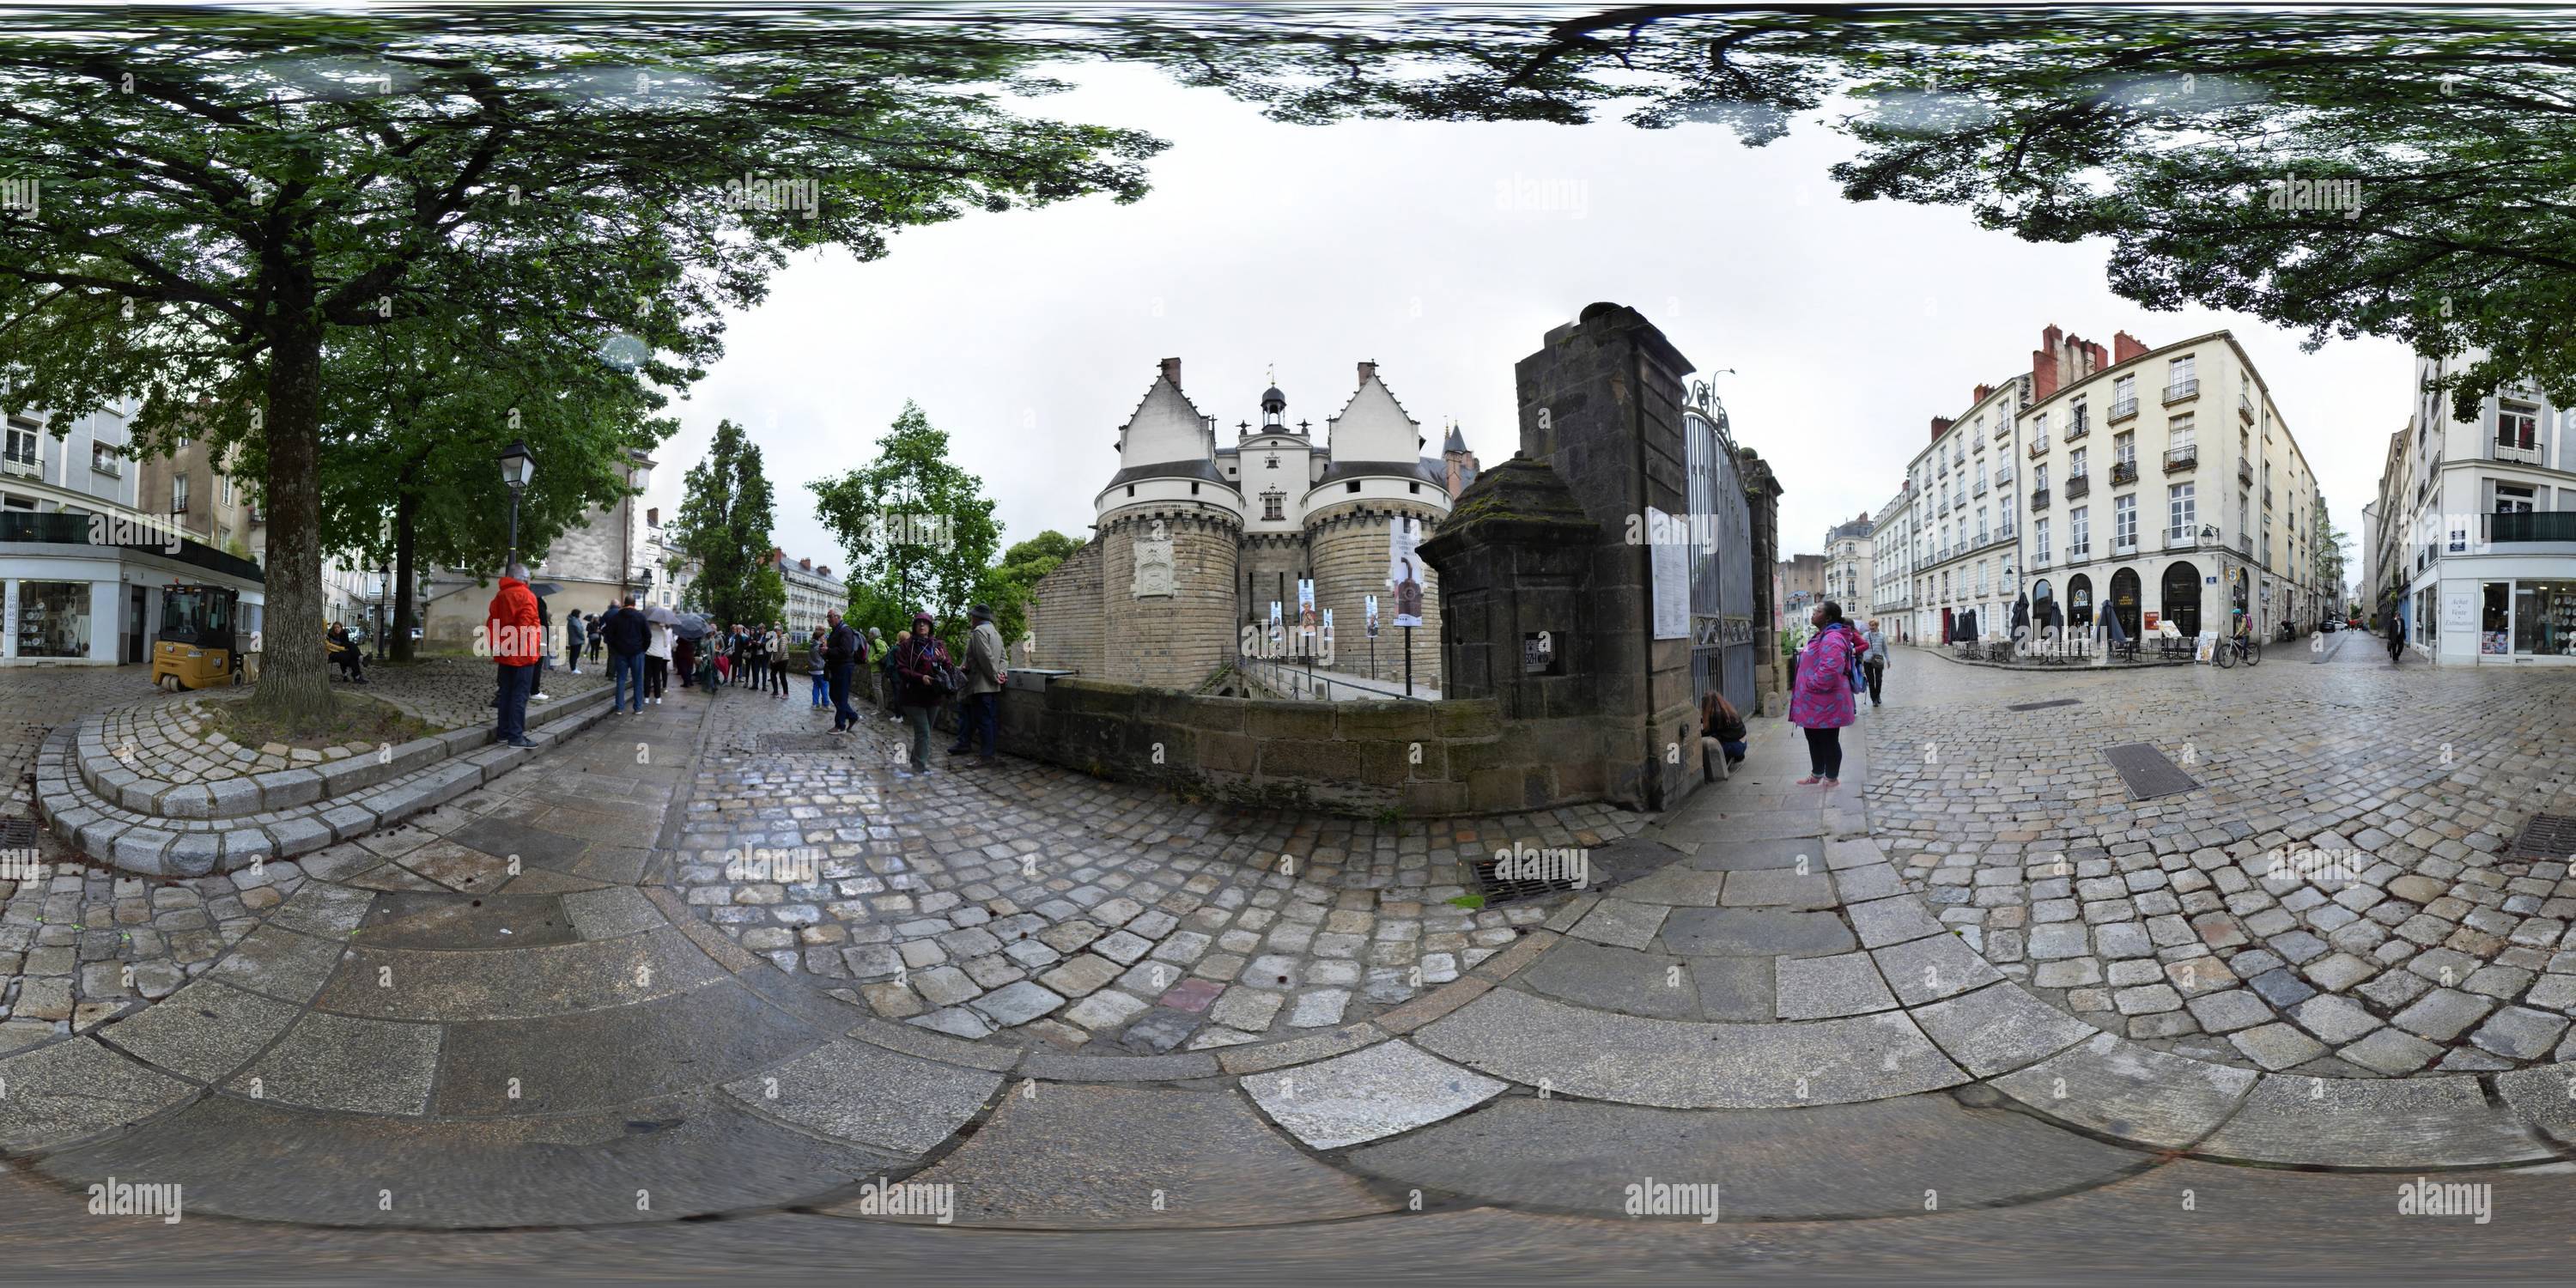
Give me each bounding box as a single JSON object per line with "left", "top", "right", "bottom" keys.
{"left": 1821, "top": 513, "right": 1874, "bottom": 616}
{"left": 1905, "top": 325, "right": 2331, "bottom": 646}
{"left": 2381, "top": 350, "right": 2576, "bottom": 664}
{"left": 1868, "top": 485, "right": 1916, "bottom": 641}
{"left": 763, "top": 548, "right": 846, "bottom": 636}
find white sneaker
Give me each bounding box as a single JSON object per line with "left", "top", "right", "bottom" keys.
{"left": 533, "top": 692, "right": 551, "bottom": 702}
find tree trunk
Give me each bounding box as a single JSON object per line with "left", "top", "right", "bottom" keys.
{"left": 249, "top": 314, "right": 334, "bottom": 729}
{"left": 392, "top": 488, "right": 418, "bottom": 664}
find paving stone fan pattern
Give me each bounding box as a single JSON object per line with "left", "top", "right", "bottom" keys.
{"left": 1863, "top": 650, "right": 2576, "bottom": 1077}
{"left": 672, "top": 693, "right": 1637, "bottom": 1054}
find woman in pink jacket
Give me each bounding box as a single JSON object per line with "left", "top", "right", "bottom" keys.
{"left": 1789, "top": 600, "right": 1860, "bottom": 786}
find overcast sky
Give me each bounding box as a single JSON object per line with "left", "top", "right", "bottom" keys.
{"left": 642, "top": 60, "right": 2409, "bottom": 579}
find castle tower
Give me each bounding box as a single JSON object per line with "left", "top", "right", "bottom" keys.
{"left": 1231, "top": 370, "right": 1315, "bottom": 631}
{"left": 1441, "top": 421, "right": 1481, "bottom": 498}
{"left": 1305, "top": 361, "right": 1447, "bottom": 690}
{"left": 1095, "top": 357, "right": 1244, "bottom": 689}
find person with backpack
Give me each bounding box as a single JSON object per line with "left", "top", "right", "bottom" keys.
{"left": 890, "top": 611, "right": 954, "bottom": 775}
{"left": 1861, "top": 617, "right": 1889, "bottom": 708}
{"left": 563, "top": 609, "right": 584, "bottom": 676}
{"left": 823, "top": 610, "right": 864, "bottom": 732}
{"left": 1789, "top": 600, "right": 1860, "bottom": 787}
{"left": 598, "top": 596, "right": 650, "bottom": 714}
{"left": 766, "top": 623, "right": 791, "bottom": 697}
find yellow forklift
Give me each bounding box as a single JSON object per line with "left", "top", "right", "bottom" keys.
{"left": 150, "top": 584, "right": 245, "bottom": 690}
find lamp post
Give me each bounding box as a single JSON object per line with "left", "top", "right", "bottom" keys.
{"left": 499, "top": 440, "right": 534, "bottom": 567}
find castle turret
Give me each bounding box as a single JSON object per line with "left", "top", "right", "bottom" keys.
{"left": 1306, "top": 361, "right": 1449, "bottom": 690}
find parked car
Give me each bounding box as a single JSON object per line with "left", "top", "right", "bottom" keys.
{"left": 2319, "top": 617, "right": 2341, "bottom": 633}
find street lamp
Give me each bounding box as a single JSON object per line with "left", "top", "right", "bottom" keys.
{"left": 499, "top": 440, "right": 534, "bottom": 567}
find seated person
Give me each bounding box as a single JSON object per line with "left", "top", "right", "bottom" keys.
{"left": 326, "top": 622, "right": 368, "bottom": 683}
{"left": 1699, "top": 690, "right": 1748, "bottom": 781}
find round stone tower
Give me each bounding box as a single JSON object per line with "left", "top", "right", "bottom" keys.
{"left": 1100, "top": 508, "right": 1242, "bottom": 690}
{"left": 1306, "top": 500, "right": 1443, "bottom": 691}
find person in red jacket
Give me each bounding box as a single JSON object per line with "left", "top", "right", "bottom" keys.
{"left": 487, "top": 562, "right": 543, "bottom": 747}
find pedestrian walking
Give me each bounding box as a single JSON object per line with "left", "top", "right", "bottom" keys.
{"left": 564, "top": 610, "right": 585, "bottom": 676}
{"left": 947, "top": 603, "right": 1007, "bottom": 768}
{"left": 2385, "top": 597, "right": 2407, "bottom": 665}
{"left": 824, "top": 610, "right": 864, "bottom": 732}
{"left": 600, "top": 595, "right": 649, "bottom": 714}
{"left": 808, "top": 626, "right": 829, "bottom": 708}
{"left": 1861, "top": 617, "right": 1889, "bottom": 708}
{"left": 645, "top": 611, "right": 672, "bottom": 704}
{"left": 590, "top": 606, "right": 609, "bottom": 665}
{"left": 1789, "top": 601, "right": 1859, "bottom": 787}
{"left": 675, "top": 623, "right": 695, "bottom": 689}
{"left": 892, "top": 611, "right": 954, "bottom": 774}
{"left": 487, "top": 562, "right": 543, "bottom": 748}
{"left": 767, "top": 624, "right": 791, "bottom": 697}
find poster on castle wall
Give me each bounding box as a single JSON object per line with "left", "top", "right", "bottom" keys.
{"left": 1297, "top": 579, "right": 1316, "bottom": 635}
{"left": 1388, "top": 516, "right": 1425, "bottom": 628}
{"left": 1365, "top": 594, "right": 1380, "bottom": 639}
{"left": 1269, "top": 600, "right": 1284, "bottom": 653}
{"left": 1131, "top": 521, "right": 1175, "bottom": 599}
{"left": 1649, "top": 507, "right": 1687, "bottom": 640}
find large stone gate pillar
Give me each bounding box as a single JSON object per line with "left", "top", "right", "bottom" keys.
{"left": 1423, "top": 302, "right": 1701, "bottom": 812}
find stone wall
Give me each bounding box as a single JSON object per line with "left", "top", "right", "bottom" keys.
{"left": 1306, "top": 501, "right": 1442, "bottom": 691}
{"left": 991, "top": 675, "right": 1607, "bottom": 816}
{"left": 1100, "top": 510, "right": 1240, "bottom": 690}
{"left": 1236, "top": 532, "right": 1308, "bottom": 641}
{"left": 1028, "top": 537, "right": 1106, "bottom": 676}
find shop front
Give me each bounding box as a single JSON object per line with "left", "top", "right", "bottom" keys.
{"left": 2481, "top": 578, "right": 2576, "bottom": 660}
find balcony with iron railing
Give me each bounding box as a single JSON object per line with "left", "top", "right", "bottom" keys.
{"left": 2110, "top": 459, "right": 2138, "bottom": 487}
{"left": 2109, "top": 396, "right": 2139, "bottom": 422}
{"left": 2065, "top": 414, "right": 2089, "bottom": 442}
{"left": 2029, "top": 550, "right": 2051, "bottom": 569}
{"left": 2113, "top": 535, "right": 2137, "bottom": 556}
{"left": 2164, "top": 444, "right": 2198, "bottom": 472}
{"left": 2238, "top": 459, "right": 2253, "bottom": 487}
{"left": 1937, "top": 457, "right": 1949, "bottom": 474}
{"left": 2067, "top": 540, "right": 2090, "bottom": 561}
{"left": 2263, "top": 487, "right": 2273, "bottom": 510}
{"left": 2483, "top": 512, "right": 2576, "bottom": 543}
{"left": 2163, "top": 378, "right": 2199, "bottom": 404}
{"left": 1994, "top": 418, "right": 2012, "bottom": 440}
{"left": 2239, "top": 396, "right": 2255, "bottom": 425}
{"left": 1971, "top": 479, "right": 1988, "bottom": 496}
{"left": 2064, "top": 473, "right": 2090, "bottom": 500}
{"left": 2494, "top": 440, "right": 2543, "bottom": 465}
{"left": 2030, "top": 487, "right": 2050, "bottom": 513}
{"left": 2027, "top": 435, "right": 2050, "bottom": 459}
{"left": 1995, "top": 467, "right": 2014, "bottom": 490}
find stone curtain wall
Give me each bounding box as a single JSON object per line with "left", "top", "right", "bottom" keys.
{"left": 994, "top": 677, "right": 1607, "bottom": 816}
{"left": 1027, "top": 538, "right": 1107, "bottom": 676}
{"left": 1306, "top": 501, "right": 1443, "bottom": 691}
{"left": 1236, "top": 532, "right": 1308, "bottom": 644}
{"left": 1101, "top": 511, "right": 1241, "bottom": 690}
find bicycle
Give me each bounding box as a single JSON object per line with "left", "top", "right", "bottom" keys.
{"left": 2214, "top": 635, "right": 2263, "bottom": 668}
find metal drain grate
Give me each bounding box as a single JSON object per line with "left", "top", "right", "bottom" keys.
{"left": 2104, "top": 742, "right": 2201, "bottom": 800}
{"left": 0, "top": 817, "right": 38, "bottom": 849}
{"left": 2512, "top": 814, "right": 2576, "bottom": 860}
{"left": 1465, "top": 854, "right": 1580, "bottom": 905}
{"left": 2007, "top": 698, "right": 2083, "bottom": 712}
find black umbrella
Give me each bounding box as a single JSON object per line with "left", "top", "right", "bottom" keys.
{"left": 674, "top": 612, "right": 710, "bottom": 641}
{"left": 527, "top": 582, "right": 562, "bottom": 598}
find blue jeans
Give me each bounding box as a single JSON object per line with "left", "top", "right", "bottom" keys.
{"left": 829, "top": 662, "right": 860, "bottom": 729}
{"left": 494, "top": 662, "right": 536, "bottom": 741}
{"left": 611, "top": 650, "right": 646, "bottom": 712}
{"left": 951, "top": 691, "right": 998, "bottom": 756}
{"left": 810, "top": 673, "right": 828, "bottom": 707}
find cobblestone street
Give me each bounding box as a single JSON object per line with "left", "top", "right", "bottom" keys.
{"left": 1864, "top": 634, "right": 2576, "bottom": 1076}
{"left": 674, "top": 683, "right": 1638, "bottom": 1053}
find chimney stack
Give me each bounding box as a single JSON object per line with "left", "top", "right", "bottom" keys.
{"left": 1159, "top": 356, "right": 1182, "bottom": 389}
{"left": 1930, "top": 416, "right": 1954, "bottom": 441}
{"left": 2113, "top": 331, "right": 2148, "bottom": 364}
{"left": 1974, "top": 383, "right": 1993, "bottom": 404}
{"left": 799, "top": 558, "right": 811, "bottom": 571}
{"left": 1357, "top": 360, "right": 1377, "bottom": 386}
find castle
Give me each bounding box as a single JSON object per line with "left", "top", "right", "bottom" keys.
{"left": 1029, "top": 358, "right": 1479, "bottom": 690}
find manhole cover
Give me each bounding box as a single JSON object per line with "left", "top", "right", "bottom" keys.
{"left": 2512, "top": 814, "right": 2576, "bottom": 860}
{"left": 2104, "top": 742, "right": 2201, "bottom": 800}
{"left": 1465, "top": 854, "right": 1580, "bottom": 905}
{"left": 2007, "top": 698, "right": 2082, "bottom": 712}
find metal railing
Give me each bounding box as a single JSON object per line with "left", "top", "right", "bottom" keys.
{"left": 2163, "top": 444, "right": 2198, "bottom": 472}
{"left": 2110, "top": 459, "right": 2137, "bottom": 486}
{"left": 2494, "top": 440, "right": 2543, "bottom": 465}
{"left": 2030, "top": 487, "right": 2050, "bottom": 512}
{"left": 2485, "top": 511, "right": 2576, "bottom": 543}
{"left": 2064, "top": 474, "right": 2090, "bottom": 499}
{"left": 2027, "top": 435, "right": 2050, "bottom": 459}
{"left": 2163, "top": 378, "right": 2199, "bottom": 404}
{"left": 2238, "top": 459, "right": 2253, "bottom": 487}
{"left": 2110, "top": 397, "right": 2139, "bottom": 422}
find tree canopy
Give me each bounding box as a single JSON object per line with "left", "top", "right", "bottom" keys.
{"left": 811, "top": 402, "right": 1002, "bottom": 650}
{"left": 671, "top": 419, "right": 785, "bottom": 629}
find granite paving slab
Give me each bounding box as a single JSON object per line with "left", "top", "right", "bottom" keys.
{"left": 1241, "top": 1039, "right": 1507, "bottom": 1149}
{"left": 722, "top": 1036, "right": 1001, "bottom": 1155}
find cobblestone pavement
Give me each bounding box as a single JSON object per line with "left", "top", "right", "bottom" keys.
{"left": 0, "top": 666, "right": 301, "bottom": 1054}
{"left": 88, "top": 656, "right": 605, "bottom": 783}
{"left": 671, "top": 686, "right": 1637, "bottom": 1054}
{"left": 1864, "top": 635, "right": 2576, "bottom": 1076}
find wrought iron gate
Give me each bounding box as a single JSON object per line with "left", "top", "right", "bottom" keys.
{"left": 1684, "top": 385, "right": 1755, "bottom": 715}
